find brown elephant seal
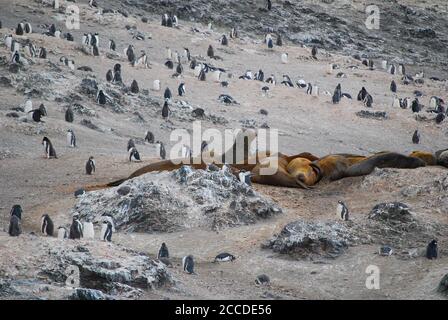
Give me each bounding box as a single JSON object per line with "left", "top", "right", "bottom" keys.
{"left": 409, "top": 151, "right": 437, "bottom": 166}
{"left": 435, "top": 148, "right": 448, "bottom": 168}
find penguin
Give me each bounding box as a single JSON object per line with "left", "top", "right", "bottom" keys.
{"left": 261, "top": 86, "right": 270, "bottom": 95}
{"left": 24, "top": 22, "right": 32, "bottom": 34}
{"left": 112, "top": 70, "right": 122, "bottom": 84}
{"left": 412, "top": 130, "right": 420, "bottom": 144}
{"left": 10, "top": 205, "right": 23, "bottom": 220}
{"left": 11, "top": 51, "right": 20, "bottom": 64}
{"left": 86, "top": 156, "right": 96, "bottom": 175}
{"left": 388, "top": 64, "right": 396, "bottom": 75}
{"left": 363, "top": 94, "right": 373, "bottom": 108}
{"left": 172, "top": 15, "right": 179, "bottom": 27}
{"left": 426, "top": 240, "right": 438, "bottom": 260}
{"left": 435, "top": 113, "right": 445, "bottom": 124}
{"left": 156, "top": 141, "right": 166, "bottom": 159}
{"left": 92, "top": 44, "right": 99, "bottom": 57}
{"left": 332, "top": 84, "right": 342, "bottom": 104}
{"left": 65, "top": 107, "right": 74, "bottom": 123}
{"left": 74, "top": 189, "right": 85, "bottom": 198}
{"left": 57, "top": 226, "right": 68, "bottom": 240}
{"left": 255, "top": 69, "right": 264, "bottom": 81}
{"left": 127, "top": 139, "right": 136, "bottom": 152}
{"left": 129, "top": 147, "right": 141, "bottom": 162}
{"left": 101, "top": 221, "right": 113, "bottom": 242}
{"left": 106, "top": 69, "right": 114, "bottom": 82}
{"left": 167, "top": 16, "right": 174, "bottom": 28}
{"left": 379, "top": 246, "right": 393, "bottom": 256}
{"left": 96, "top": 90, "right": 107, "bottom": 105}
{"left": 42, "top": 137, "right": 57, "bottom": 159}
{"left": 390, "top": 80, "right": 397, "bottom": 93}
{"left": 214, "top": 252, "right": 236, "bottom": 263}
{"left": 108, "top": 39, "right": 116, "bottom": 51}
{"left": 145, "top": 130, "right": 155, "bottom": 143}
{"left": 183, "top": 48, "right": 191, "bottom": 62}
{"left": 130, "top": 80, "right": 139, "bottom": 94}
{"left": 178, "top": 83, "right": 186, "bottom": 96}
{"left": 266, "top": 75, "right": 276, "bottom": 85}
{"left": 182, "top": 255, "right": 195, "bottom": 274}
{"left": 102, "top": 214, "right": 116, "bottom": 232}
{"left": 276, "top": 34, "right": 283, "bottom": 46}
{"left": 207, "top": 45, "right": 214, "bottom": 58}
{"left": 65, "top": 33, "right": 74, "bottom": 42}
{"left": 267, "top": 38, "right": 274, "bottom": 49}
{"left": 158, "top": 243, "right": 169, "bottom": 259}
{"left": 162, "top": 14, "right": 168, "bottom": 26}
{"left": 255, "top": 274, "right": 270, "bottom": 285}
{"left": 114, "top": 63, "right": 121, "bottom": 73}
{"left": 411, "top": 98, "right": 421, "bottom": 113}
{"left": 126, "top": 45, "right": 135, "bottom": 63}
{"left": 296, "top": 79, "right": 307, "bottom": 88}
{"left": 357, "top": 87, "right": 368, "bottom": 101}
{"left": 49, "top": 24, "right": 56, "bottom": 36}
{"left": 153, "top": 80, "right": 161, "bottom": 91}
{"left": 69, "top": 215, "right": 83, "bottom": 240}
{"left": 398, "top": 64, "right": 406, "bottom": 75}
{"left": 230, "top": 27, "right": 238, "bottom": 39}
{"left": 306, "top": 83, "right": 313, "bottom": 95}
{"left": 83, "top": 222, "right": 95, "bottom": 240}
{"left": 28, "top": 109, "right": 45, "bottom": 122}
{"left": 41, "top": 214, "right": 54, "bottom": 236}
{"left": 67, "top": 129, "right": 76, "bottom": 148}
{"left": 38, "top": 47, "right": 47, "bottom": 59}
{"left": 8, "top": 215, "right": 21, "bottom": 237}
{"left": 311, "top": 46, "right": 317, "bottom": 59}
{"left": 176, "top": 62, "right": 183, "bottom": 74}
{"left": 164, "top": 87, "right": 172, "bottom": 100}
{"left": 238, "top": 170, "right": 252, "bottom": 186}
{"left": 221, "top": 35, "right": 228, "bottom": 46}
{"left": 4, "top": 35, "right": 12, "bottom": 49}
{"left": 281, "top": 75, "right": 293, "bottom": 87}
{"left": 266, "top": 0, "right": 272, "bottom": 10}
{"left": 16, "top": 23, "right": 24, "bottom": 36}
{"left": 336, "top": 201, "right": 349, "bottom": 221}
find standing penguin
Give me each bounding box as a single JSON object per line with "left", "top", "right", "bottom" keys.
{"left": 106, "top": 70, "right": 114, "bottom": 82}
{"left": 96, "top": 90, "right": 107, "bottom": 105}
{"left": 102, "top": 214, "right": 116, "bottom": 232}
{"left": 182, "top": 255, "right": 195, "bottom": 274}
{"left": 16, "top": 23, "right": 24, "bottom": 36}
{"left": 130, "top": 80, "right": 139, "bottom": 94}
{"left": 412, "top": 130, "right": 420, "bottom": 144}
{"left": 332, "top": 84, "right": 342, "bottom": 104}
{"left": 266, "top": 0, "right": 272, "bottom": 10}
{"left": 267, "top": 38, "right": 274, "bottom": 49}
{"left": 129, "top": 147, "right": 141, "bottom": 162}
{"left": 145, "top": 130, "right": 155, "bottom": 143}
{"left": 108, "top": 39, "right": 116, "bottom": 51}
{"left": 357, "top": 87, "right": 368, "bottom": 101}
{"left": 86, "top": 156, "right": 96, "bottom": 175}
{"left": 311, "top": 46, "right": 318, "bottom": 59}
{"left": 363, "top": 94, "right": 373, "bottom": 108}
{"left": 92, "top": 44, "right": 99, "bottom": 56}
{"left": 158, "top": 243, "right": 169, "bottom": 259}
{"left": 67, "top": 129, "right": 76, "bottom": 148}
{"left": 8, "top": 215, "right": 21, "bottom": 237}
{"left": 69, "top": 215, "right": 83, "bottom": 240}
{"left": 83, "top": 221, "right": 95, "bottom": 240}
{"left": 157, "top": 141, "right": 166, "bottom": 159}
{"left": 164, "top": 87, "right": 172, "bottom": 100}
{"left": 426, "top": 240, "right": 438, "bottom": 260}
{"left": 101, "top": 221, "right": 113, "bottom": 242}
{"left": 411, "top": 99, "right": 421, "bottom": 113}
{"left": 390, "top": 80, "right": 397, "bottom": 93}
{"left": 276, "top": 34, "right": 283, "bottom": 46}
{"left": 65, "top": 107, "right": 74, "bottom": 123}
{"left": 41, "top": 214, "right": 54, "bottom": 236}
{"left": 10, "top": 205, "right": 23, "bottom": 220}
{"left": 221, "top": 35, "right": 228, "bottom": 46}
{"left": 336, "top": 201, "right": 349, "bottom": 221}
{"left": 178, "top": 83, "right": 186, "bottom": 96}
{"left": 198, "top": 69, "right": 206, "bottom": 81}
{"left": 162, "top": 101, "right": 170, "bottom": 120}
{"left": 42, "top": 137, "right": 57, "bottom": 159}
{"left": 207, "top": 45, "right": 214, "bottom": 58}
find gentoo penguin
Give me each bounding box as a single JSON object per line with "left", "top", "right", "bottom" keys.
{"left": 102, "top": 214, "right": 116, "bottom": 232}
{"left": 158, "top": 243, "right": 169, "bottom": 259}
{"left": 214, "top": 253, "right": 236, "bottom": 263}
{"left": 74, "top": 189, "right": 85, "bottom": 198}
{"left": 38, "top": 47, "right": 46, "bottom": 59}
{"left": 357, "top": 87, "right": 368, "bottom": 101}
{"left": 67, "top": 129, "right": 76, "bottom": 148}
{"left": 96, "top": 90, "right": 107, "bottom": 105}
{"left": 114, "top": 63, "right": 121, "bottom": 73}
{"left": 183, "top": 48, "right": 191, "bottom": 62}
{"left": 130, "top": 80, "right": 139, "bottom": 94}
{"left": 388, "top": 64, "right": 396, "bottom": 75}
{"left": 281, "top": 75, "right": 293, "bottom": 87}
{"left": 255, "top": 69, "right": 264, "bottom": 81}
{"left": 162, "top": 101, "right": 170, "bottom": 120}
{"left": 11, "top": 51, "right": 20, "bottom": 64}
{"left": 363, "top": 94, "right": 373, "bottom": 108}
{"left": 28, "top": 109, "right": 45, "bottom": 122}
{"left": 412, "top": 130, "right": 420, "bottom": 144}
{"left": 221, "top": 35, "right": 228, "bottom": 46}
{"left": 126, "top": 45, "right": 135, "bottom": 63}
{"left": 332, "top": 84, "right": 342, "bottom": 104}
{"left": 83, "top": 221, "right": 94, "bottom": 240}
{"left": 8, "top": 215, "right": 21, "bottom": 237}
{"left": 255, "top": 274, "right": 270, "bottom": 285}
{"left": 311, "top": 46, "right": 317, "bottom": 59}
{"left": 336, "top": 201, "right": 349, "bottom": 221}
{"left": 239, "top": 170, "right": 252, "bottom": 186}
{"left": 4, "top": 35, "right": 12, "bottom": 49}
{"left": 436, "top": 113, "right": 445, "bottom": 124}
{"left": 65, "top": 107, "right": 74, "bottom": 123}
{"left": 172, "top": 15, "right": 178, "bottom": 27}
{"left": 306, "top": 83, "right": 313, "bottom": 95}
{"left": 156, "top": 141, "right": 166, "bottom": 159}
{"left": 129, "top": 147, "right": 141, "bottom": 162}
{"left": 145, "top": 130, "right": 155, "bottom": 143}
{"left": 101, "top": 221, "right": 113, "bottom": 242}
{"left": 153, "top": 80, "right": 161, "bottom": 91}
{"left": 10, "top": 205, "right": 22, "bottom": 220}
{"left": 92, "top": 44, "right": 99, "bottom": 56}
{"left": 207, "top": 45, "right": 214, "bottom": 58}
{"left": 266, "top": 0, "right": 272, "bottom": 10}
{"left": 178, "top": 83, "right": 186, "bottom": 96}
{"left": 276, "top": 34, "right": 283, "bottom": 46}
{"left": 426, "top": 240, "right": 438, "bottom": 260}
{"left": 89, "top": 0, "right": 98, "bottom": 8}
{"left": 108, "top": 39, "right": 116, "bottom": 51}
{"left": 261, "top": 86, "right": 270, "bottom": 96}
{"left": 164, "top": 87, "right": 172, "bottom": 100}
{"left": 230, "top": 27, "right": 238, "bottom": 39}
{"left": 16, "top": 23, "right": 24, "bottom": 36}
{"left": 296, "top": 79, "right": 307, "bottom": 88}
{"left": 24, "top": 22, "right": 32, "bottom": 34}
{"left": 266, "top": 75, "right": 276, "bottom": 85}
{"left": 57, "top": 227, "right": 68, "bottom": 240}
{"left": 267, "top": 38, "right": 274, "bottom": 49}
{"left": 398, "top": 64, "right": 406, "bottom": 76}
{"left": 106, "top": 69, "right": 114, "bottom": 82}
{"left": 69, "top": 215, "right": 83, "bottom": 240}
{"left": 112, "top": 70, "right": 122, "bottom": 84}
{"left": 411, "top": 98, "right": 420, "bottom": 113}
{"left": 127, "top": 139, "right": 136, "bottom": 151}
{"left": 182, "top": 255, "right": 195, "bottom": 274}
{"left": 42, "top": 137, "right": 57, "bottom": 159}
{"left": 390, "top": 80, "right": 397, "bottom": 93}
{"left": 86, "top": 156, "right": 96, "bottom": 175}
{"left": 41, "top": 214, "right": 54, "bottom": 236}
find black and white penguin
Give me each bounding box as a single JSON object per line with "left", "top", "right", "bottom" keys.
{"left": 214, "top": 253, "right": 236, "bottom": 263}
{"left": 398, "top": 64, "right": 406, "bottom": 75}
{"left": 65, "top": 107, "right": 74, "bottom": 123}
{"left": 92, "top": 44, "right": 99, "bottom": 56}
{"left": 106, "top": 69, "right": 114, "bottom": 82}
{"left": 24, "top": 22, "right": 32, "bottom": 34}
{"left": 435, "top": 113, "right": 445, "bottom": 124}
{"left": 178, "top": 82, "right": 186, "bottom": 96}
{"left": 38, "top": 47, "right": 47, "bottom": 59}
{"left": 127, "top": 139, "right": 136, "bottom": 152}
{"left": 357, "top": 87, "right": 368, "bottom": 101}
{"left": 69, "top": 215, "right": 83, "bottom": 240}
{"left": 101, "top": 221, "right": 113, "bottom": 242}
{"left": 67, "top": 129, "right": 76, "bottom": 148}
{"left": 379, "top": 246, "right": 393, "bottom": 256}
{"left": 221, "top": 35, "right": 228, "bottom": 46}
{"left": 336, "top": 201, "right": 349, "bottom": 221}
{"left": 311, "top": 46, "right": 317, "bottom": 59}
{"left": 207, "top": 45, "right": 214, "bottom": 58}
{"left": 388, "top": 64, "right": 396, "bottom": 75}
{"left": 65, "top": 33, "right": 74, "bottom": 41}
{"left": 364, "top": 94, "right": 373, "bottom": 108}
{"left": 230, "top": 27, "right": 238, "bottom": 39}
{"left": 165, "top": 60, "right": 174, "bottom": 69}
{"left": 74, "top": 189, "right": 85, "bottom": 198}
{"left": 161, "top": 101, "right": 170, "bottom": 120}
{"left": 112, "top": 70, "right": 122, "bottom": 84}
{"left": 57, "top": 226, "right": 68, "bottom": 240}
{"left": 332, "top": 84, "right": 342, "bottom": 104}
{"left": 276, "top": 34, "right": 283, "bottom": 46}
{"left": 266, "top": 75, "right": 276, "bottom": 85}
{"left": 86, "top": 156, "right": 96, "bottom": 175}
{"left": 281, "top": 75, "right": 293, "bottom": 87}
{"left": 156, "top": 141, "right": 166, "bottom": 159}
{"left": 41, "top": 214, "right": 54, "bottom": 236}
{"left": 164, "top": 87, "right": 172, "bottom": 100}
{"left": 11, "top": 50, "right": 20, "bottom": 64}
{"left": 255, "top": 69, "right": 264, "bottom": 81}
{"left": 101, "top": 214, "right": 116, "bottom": 232}
{"left": 130, "top": 80, "right": 139, "bottom": 94}
{"left": 145, "top": 130, "right": 155, "bottom": 143}
{"left": 28, "top": 109, "right": 45, "bottom": 122}
{"left": 108, "top": 39, "right": 116, "bottom": 51}
{"left": 266, "top": 0, "right": 272, "bottom": 10}
{"left": 255, "top": 274, "right": 270, "bottom": 285}
{"left": 129, "top": 147, "right": 141, "bottom": 162}
{"left": 126, "top": 45, "right": 135, "bottom": 63}
{"left": 267, "top": 38, "right": 274, "bottom": 49}
{"left": 10, "top": 205, "right": 23, "bottom": 220}
{"left": 238, "top": 170, "right": 252, "bottom": 186}
{"left": 198, "top": 69, "right": 207, "bottom": 81}
{"left": 161, "top": 14, "right": 168, "bottom": 26}
{"left": 49, "top": 24, "right": 56, "bottom": 36}
{"left": 261, "top": 86, "right": 270, "bottom": 95}
{"left": 183, "top": 48, "right": 191, "bottom": 62}
{"left": 390, "top": 80, "right": 397, "bottom": 93}
{"left": 426, "top": 240, "right": 438, "bottom": 260}
{"left": 42, "top": 137, "right": 57, "bottom": 159}
{"left": 96, "top": 90, "right": 107, "bottom": 105}
{"left": 16, "top": 23, "right": 24, "bottom": 36}
{"left": 158, "top": 243, "right": 169, "bottom": 259}
{"left": 8, "top": 215, "right": 21, "bottom": 237}
{"left": 412, "top": 130, "right": 420, "bottom": 144}
{"left": 182, "top": 255, "right": 195, "bottom": 274}
{"left": 411, "top": 98, "right": 421, "bottom": 113}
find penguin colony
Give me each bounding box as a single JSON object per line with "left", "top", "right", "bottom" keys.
{"left": 1, "top": 1, "right": 447, "bottom": 296}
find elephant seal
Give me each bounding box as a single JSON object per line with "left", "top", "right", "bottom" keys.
{"left": 435, "top": 148, "right": 448, "bottom": 168}
{"left": 409, "top": 151, "right": 437, "bottom": 166}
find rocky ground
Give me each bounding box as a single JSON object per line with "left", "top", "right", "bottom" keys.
{"left": 0, "top": 0, "right": 448, "bottom": 300}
